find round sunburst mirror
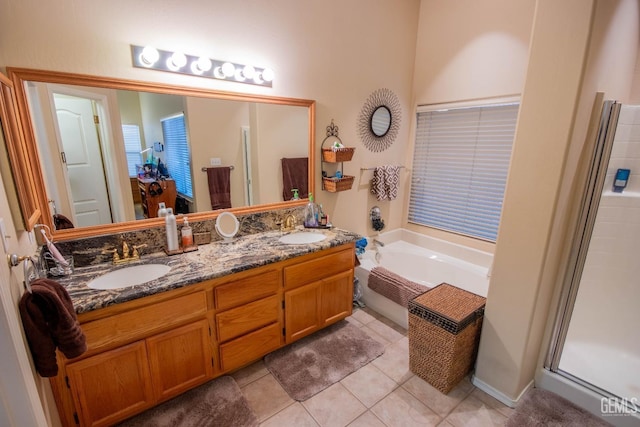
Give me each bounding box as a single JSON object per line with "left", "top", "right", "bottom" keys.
{"left": 357, "top": 88, "right": 401, "bottom": 152}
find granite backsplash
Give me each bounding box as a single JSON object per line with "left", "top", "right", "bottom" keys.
{"left": 52, "top": 207, "right": 305, "bottom": 268}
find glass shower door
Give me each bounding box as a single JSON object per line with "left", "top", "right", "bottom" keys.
{"left": 549, "top": 101, "right": 640, "bottom": 406}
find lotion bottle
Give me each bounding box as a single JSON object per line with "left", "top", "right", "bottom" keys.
{"left": 304, "top": 193, "right": 319, "bottom": 227}
{"left": 165, "top": 208, "right": 179, "bottom": 252}
{"left": 181, "top": 217, "right": 194, "bottom": 248}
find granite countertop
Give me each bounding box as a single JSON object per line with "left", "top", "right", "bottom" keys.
{"left": 58, "top": 227, "right": 361, "bottom": 314}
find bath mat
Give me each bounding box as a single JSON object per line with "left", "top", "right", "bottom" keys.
{"left": 264, "top": 320, "right": 385, "bottom": 401}
{"left": 117, "top": 376, "right": 259, "bottom": 427}
{"left": 506, "top": 388, "right": 612, "bottom": 427}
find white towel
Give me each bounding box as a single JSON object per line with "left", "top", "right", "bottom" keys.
{"left": 371, "top": 165, "right": 400, "bottom": 201}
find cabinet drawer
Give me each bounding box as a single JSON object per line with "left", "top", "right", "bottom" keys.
{"left": 219, "top": 323, "right": 281, "bottom": 372}
{"left": 284, "top": 247, "right": 354, "bottom": 289}
{"left": 214, "top": 267, "right": 280, "bottom": 310}
{"left": 81, "top": 292, "right": 208, "bottom": 355}
{"left": 216, "top": 295, "right": 280, "bottom": 342}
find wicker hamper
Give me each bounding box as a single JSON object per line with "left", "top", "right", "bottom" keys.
{"left": 408, "top": 283, "right": 486, "bottom": 394}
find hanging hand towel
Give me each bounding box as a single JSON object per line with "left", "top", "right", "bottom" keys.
{"left": 206, "top": 167, "right": 232, "bottom": 210}
{"left": 370, "top": 165, "right": 400, "bottom": 201}
{"left": 19, "top": 278, "right": 87, "bottom": 377}
{"left": 281, "top": 157, "right": 308, "bottom": 200}
{"left": 384, "top": 165, "right": 400, "bottom": 200}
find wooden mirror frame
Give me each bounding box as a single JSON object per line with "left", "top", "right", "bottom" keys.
{"left": 0, "top": 72, "right": 42, "bottom": 230}
{"left": 7, "top": 68, "right": 315, "bottom": 240}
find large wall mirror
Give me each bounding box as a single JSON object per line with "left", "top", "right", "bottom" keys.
{"left": 8, "top": 68, "right": 315, "bottom": 240}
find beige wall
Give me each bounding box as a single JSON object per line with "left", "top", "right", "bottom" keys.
{"left": 0, "top": 0, "right": 421, "bottom": 238}
{"left": 1, "top": 0, "right": 638, "bottom": 422}
{"left": 0, "top": 1, "right": 420, "bottom": 423}
{"left": 407, "top": 0, "right": 535, "bottom": 252}
{"left": 254, "top": 103, "right": 309, "bottom": 204}
{"left": 413, "top": 0, "right": 535, "bottom": 105}
{"left": 475, "top": 0, "right": 640, "bottom": 402}
{"left": 186, "top": 97, "right": 249, "bottom": 210}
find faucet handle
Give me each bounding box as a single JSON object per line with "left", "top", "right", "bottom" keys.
{"left": 131, "top": 244, "right": 147, "bottom": 258}
{"left": 101, "top": 248, "right": 120, "bottom": 262}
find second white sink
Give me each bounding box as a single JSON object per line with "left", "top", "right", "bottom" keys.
{"left": 278, "top": 232, "right": 327, "bottom": 245}
{"left": 87, "top": 264, "right": 171, "bottom": 290}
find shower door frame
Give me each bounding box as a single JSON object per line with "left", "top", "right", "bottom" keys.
{"left": 545, "top": 99, "right": 620, "bottom": 378}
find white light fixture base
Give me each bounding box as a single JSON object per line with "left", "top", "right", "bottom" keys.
{"left": 130, "top": 45, "right": 273, "bottom": 88}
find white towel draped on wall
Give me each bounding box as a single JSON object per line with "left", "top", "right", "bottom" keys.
{"left": 371, "top": 165, "right": 400, "bottom": 201}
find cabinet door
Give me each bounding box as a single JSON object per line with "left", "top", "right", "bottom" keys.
{"left": 321, "top": 270, "right": 353, "bottom": 325}
{"left": 66, "top": 341, "right": 153, "bottom": 427}
{"left": 285, "top": 281, "right": 321, "bottom": 342}
{"left": 146, "top": 319, "right": 214, "bottom": 402}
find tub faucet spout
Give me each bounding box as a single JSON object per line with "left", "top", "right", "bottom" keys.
{"left": 373, "top": 239, "right": 385, "bottom": 247}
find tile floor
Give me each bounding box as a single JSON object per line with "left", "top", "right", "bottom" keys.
{"left": 232, "top": 307, "right": 515, "bottom": 427}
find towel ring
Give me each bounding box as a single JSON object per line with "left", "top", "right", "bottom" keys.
{"left": 8, "top": 254, "right": 37, "bottom": 293}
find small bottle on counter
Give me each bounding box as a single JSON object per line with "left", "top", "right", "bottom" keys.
{"left": 165, "top": 208, "right": 179, "bottom": 252}
{"left": 319, "top": 204, "right": 328, "bottom": 226}
{"left": 157, "top": 202, "right": 167, "bottom": 217}
{"left": 181, "top": 217, "right": 194, "bottom": 248}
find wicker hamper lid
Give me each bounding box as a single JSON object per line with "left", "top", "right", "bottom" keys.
{"left": 409, "top": 283, "right": 486, "bottom": 334}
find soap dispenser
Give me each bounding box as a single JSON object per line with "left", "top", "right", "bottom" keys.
{"left": 181, "top": 217, "right": 194, "bottom": 248}
{"left": 304, "top": 193, "right": 319, "bottom": 227}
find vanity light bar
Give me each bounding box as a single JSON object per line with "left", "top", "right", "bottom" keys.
{"left": 130, "top": 45, "right": 274, "bottom": 88}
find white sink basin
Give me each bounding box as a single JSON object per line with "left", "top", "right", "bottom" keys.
{"left": 87, "top": 264, "right": 171, "bottom": 290}
{"left": 278, "top": 232, "right": 327, "bottom": 245}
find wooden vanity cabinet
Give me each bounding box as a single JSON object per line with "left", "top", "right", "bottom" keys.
{"left": 215, "top": 267, "right": 282, "bottom": 372}
{"left": 65, "top": 341, "right": 154, "bottom": 427}
{"left": 54, "top": 288, "right": 214, "bottom": 427}
{"left": 146, "top": 319, "right": 214, "bottom": 402}
{"left": 283, "top": 245, "right": 355, "bottom": 342}
{"left": 52, "top": 243, "right": 355, "bottom": 427}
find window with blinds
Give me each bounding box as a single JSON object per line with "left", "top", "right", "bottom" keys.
{"left": 161, "top": 113, "right": 193, "bottom": 198}
{"left": 122, "top": 124, "right": 142, "bottom": 177}
{"left": 408, "top": 103, "right": 519, "bottom": 242}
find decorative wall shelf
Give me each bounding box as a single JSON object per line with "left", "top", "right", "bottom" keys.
{"left": 321, "top": 120, "right": 355, "bottom": 192}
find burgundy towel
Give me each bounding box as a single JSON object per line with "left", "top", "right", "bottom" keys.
{"left": 368, "top": 266, "right": 425, "bottom": 307}
{"left": 281, "top": 158, "right": 308, "bottom": 200}
{"left": 19, "top": 278, "right": 87, "bottom": 377}
{"left": 206, "top": 167, "right": 232, "bottom": 210}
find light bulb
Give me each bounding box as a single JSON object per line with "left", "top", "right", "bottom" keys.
{"left": 234, "top": 69, "right": 246, "bottom": 82}
{"left": 139, "top": 46, "right": 159, "bottom": 67}
{"left": 221, "top": 62, "right": 235, "bottom": 77}
{"left": 242, "top": 65, "right": 255, "bottom": 79}
{"left": 213, "top": 66, "right": 226, "bottom": 79}
{"left": 262, "top": 68, "right": 274, "bottom": 82}
{"left": 167, "top": 52, "right": 187, "bottom": 71}
{"left": 191, "top": 56, "right": 212, "bottom": 74}
{"left": 253, "top": 72, "right": 264, "bottom": 84}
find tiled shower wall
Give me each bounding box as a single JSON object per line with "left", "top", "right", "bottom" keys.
{"left": 564, "top": 104, "right": 640, "bottom": 347}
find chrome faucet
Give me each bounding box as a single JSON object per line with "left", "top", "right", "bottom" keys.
{"left": 373, "top": 239, "right": 385, "bottom": 247}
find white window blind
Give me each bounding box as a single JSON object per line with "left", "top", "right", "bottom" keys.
{"left": 161, "top": 113, "right": 193, "bottom": 198}
{"left": 408, "top": 103, "right": 519, "bottom": 242}
{"left": 121, "top": 124, "right": 142, "bottom": 177}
